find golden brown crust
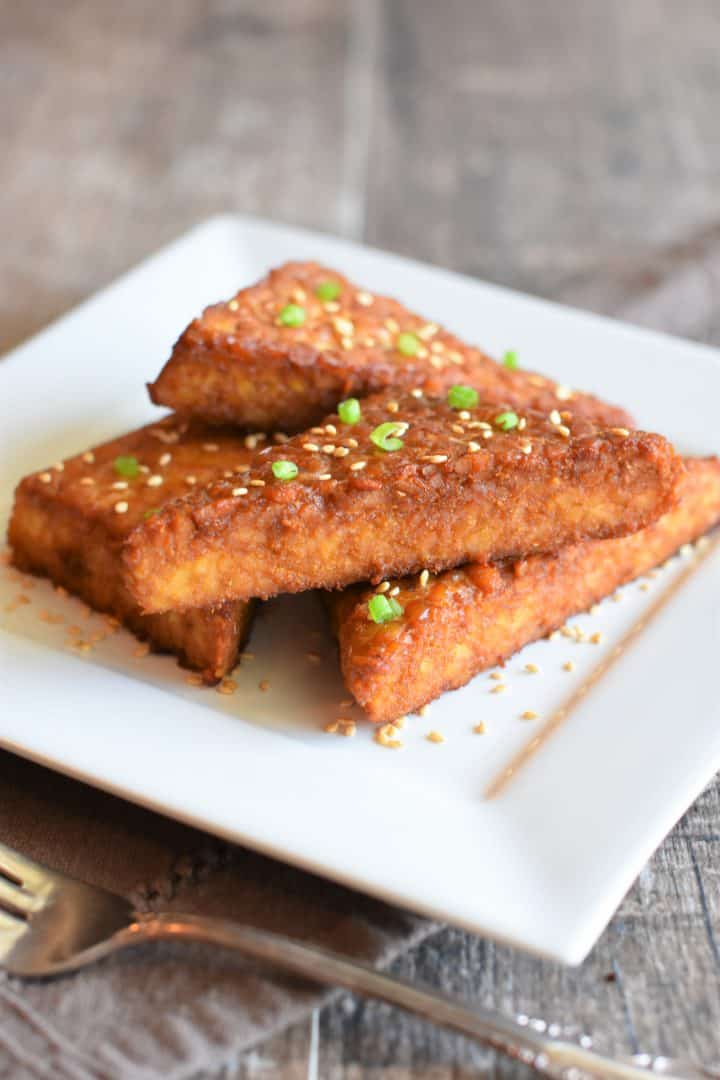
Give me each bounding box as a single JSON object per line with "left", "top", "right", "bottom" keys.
{"left": 7, "top": 418, "right": 256, "bottom": 681}
{"left": 124, "top": 391, "right": 680, "bottom": 614}
{"left": 328, "top": 458, "right": 720, "bottom": 723}
{"left": 149, "top": 261, "right": 633, "bottom": 431}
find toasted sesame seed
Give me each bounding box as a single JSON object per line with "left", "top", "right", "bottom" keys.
{"left": 82, "top": 451, "right": 95, "bottom": 464}
{"left": 555, "top": 385, "right": 573, "bottom": 401}
{"left": 158, "top": 452, "right": 172, "bottom": 466}
{"left": 612, "top": 427, "right": 630, "bottom": 437}
{"left": 427, "top": 731, "right": 445, "bottom": 744}
{"left": 291, "top": 287, "right": 306, "bottom": 303}
{"left": 334, "top": 446, "right": 350, "bottom": 457}
{"left": 557, "top": 424, "right": 571, "bottom": 438}
{"left": 417, "top": 322, "right": 439, "bottom": 340}
{"left": 448, "top": 351, "right": 463, "bottom": 364}
{"left": 520, "top": 441, "right": 532, "bottom": 455}
{"left": 249, "top": 479, "right": 265, "bottom": 487}
{"left": 311, "top": 427, "right": 325, "bottom": 435}
{"left": 244, "top": 435, "right": 259, "bottom": 450}
{"left": 185, "top": 673, "right": 203, "bottom": 687}
{"left": 517, "top": 417, "right": 527, "bottom": 431}
{"left": 39, "top": 472, "right": 52, "bottom": 483}
{"left": 53, "top": 462, "right": 64, "bottom": 472}
{"left": 274, "top": 433, "right": 290, "bottom": 444}
{"left": 385, "top": 317, "right": 399, "bottom": 333}
{"left": 134, "top": 643, "right": 150, "bottom": 658}
{"left": 474, "top": 722, "right": 487, "bottom": 734}
{"left": 80, "top": 477, "right": 95, "bottom": 486}
{"left": 482, "top": 429, "right": 493, "bottom": 439}
{"left": 521, "top": 710, "right": 538, "bottom": 720}
{"left": 589, "top": 632, "right": 604, "bottom": 644}
{"left": 232, "top": 487, "right": 248, "bottom": 496}
{"left": 324, "top": 301, "right": 340, "bottom": 313}
{"left": 419, "top": 569, "right": 430, "bottom": 588}
{"left": 203, "top": 443, "right": 219, "bottom": 452}
{"left": 228, "top": 298, "right": 239, "bottom": 311}
{"left": 325, "top": 424, "right": 338, "bottom": 436}
{"left": 114, "top": 501, "right": 129, "bottom": 514}
{"left": 112, "top": 480, "right": 129, "bottom": 490}
{"left": 549, "top": 409, "right": 562, "bottom": 425}
{"left": 322, "top": 444, "right": 336, "bottom": 454}
{"left": 139, "top": 465, "right": 150, "bottom": 473}
{"left": 490, "top": 671, "right": 504, "bottom": 681}
{"left": 388, "top": 585, "right": 400, "bottom": 597}
{"left": 318, "top": 473, "right": 332, "bottom": 480}
{"left": 333, "top": 316, "right": 354, "bottom": 337}
{"left": 356, "top": 290, "right": 373, "bottom": 306}
{"left": 376, "top": 581, "right": 390, "bottom": 593}
{"left": 324, "top": 721, "right": 339, "bottom": 734}
{"left": 147, "top": 474, "right": 163, "bottom": 487}
{"left": 429, "top": 356, "right": 444, "bottom": 370}
{"left": 350, "top": 460, "right": 367, "bottom": 471}
{"left": 467, "top": 441, "right": 481, "bottom": 453}
{"left": 185, "top": 475, "right": 197, "bottom": 485}
{"left": 217, "top": 677, "right": 237, "bottom": 696}
{"left": 340, "top": 721, "right": 357, "bottom": 737}
{"left": 302, "top": 443, "right": 320, "bottom": 452}
{"left": 386, "top": 401, "right": 399, "bottom": 413}
{"left": 451, "top": 423, "right": 465, "bottom": 435}
{"left": 525, "top": 663, "right": 540, "bottom": 674}
{"left": 563, "top": 661, "right": 575, "bottom": 672}
{"left": 458, "top": 410, "right": 471, "bottom": 421}
{"left": 410, "top": 388, "right": 424, "bottom": 398}
{"left": 392, "top": 715, "right": 407, "bottom": 729}
{"left": 490, "top": 684, "right": 506, "bottom": 694}
{"left": 424, "top": 454, "right": 448, "bottom": 464}
{"left": 340, "top": 336, "right": 353, "bottom": 350}
{"left": 639, "top": 582, "right": 650, "bottom": 592}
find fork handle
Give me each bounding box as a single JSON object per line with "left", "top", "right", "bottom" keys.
{"left": 122, "top": 913, "right": 693, "bottom": 1079}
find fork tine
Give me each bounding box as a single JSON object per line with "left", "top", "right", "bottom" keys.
{"left": 0, "top": 905, "right": 26, "bottom": 932}
{"left": 0, "top": 878, "right": 34, "bottom": 918}
{"left": 0, "top": 841, "right": 48, "bottom": 890}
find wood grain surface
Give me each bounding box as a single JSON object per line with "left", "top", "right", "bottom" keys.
{"left": 3, "top": 1, "right": 720, "bottom": 1077}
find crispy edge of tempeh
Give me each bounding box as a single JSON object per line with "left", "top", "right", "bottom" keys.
{"left": 327, "top": 458, "right": 720, "bottom": 723}
{"left": 123, "top": 392, "right": 680, "bottom": 614}
{"left": 7, "top": 419, "right": 257, "bottom": 682}
{"left": 149, "top": 261, "right": 634, "bottom": 430}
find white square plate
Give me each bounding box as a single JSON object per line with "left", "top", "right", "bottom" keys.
{"left": 2, "top": 216, "right": 719, "bottom": 964}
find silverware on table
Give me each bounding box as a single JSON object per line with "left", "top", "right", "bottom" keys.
{"left": 0, "top": 840, "right": 715, "bottom": 1080}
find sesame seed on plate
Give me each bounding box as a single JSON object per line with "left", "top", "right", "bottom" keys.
{"left": 525, "top": 662, "right": 540, "bottom": 674}
{"left": 186, "top": 673, "right": 203, "bottom": 686}
{"left": 521, "top": 710, "right": 538, "bottom": 720}
{"left": 474, "top": 722, "right": 487, "bottom": 734}
{"left": 324, "top": 720, "right": 339, "bottom": 734}
{"left": 427, "top": 731, "right": 445, "bottom": 744}
{"left": 563, "top": 661, "right": 575, "bottom": 672}
{"left": 490, "top": 684, "right": 506, "bottom": 694}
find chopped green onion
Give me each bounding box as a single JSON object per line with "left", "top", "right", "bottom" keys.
{"left": 278, "top": 303, "right": 306, "bottom": 327}
{"left": 396, "top": 332, "right": 421, "bottom": 357}
{"left": 370, "top": 421, "right": 407, "bottom": 452}
{"left": 502, "top": 350, "right": 519, "bottom": 370}
{"left": 143, "top": 507, "right": 162, "bottom": 520}
{"left": 315, "top": 280, "right": 341, "bottom": 302}
{"left": 447, "top": 385, "right": 479, "bottom": 410}
{"left": 113, "top": 455, "right": 139, "bottom": 478}
{"left": 272, "top": 460, "right": 298, "bottom": 481}
{"left": 338, "top": 397, "right": 361, "bottom": 425}
{"left": 494, "top": 410, "right": 519, "bottom": 431}
{"left": 368, "top": 594, "right": 405, "bottom": 624}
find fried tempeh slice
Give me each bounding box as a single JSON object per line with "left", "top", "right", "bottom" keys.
{"left": 124, "top": 390, "right": 680, "bottom": 614}
{"left": 148, "top": 261, "right": 633, "bottom": 431}
{"left": 7, "top": 417, "right": 257, "bottom": 682}
{"left": 327, "top": 458, "right": 720, "bottom": 723}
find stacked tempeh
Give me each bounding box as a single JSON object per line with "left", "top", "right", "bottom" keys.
{"left": 9, "top": 263, "right": 720, "bottom": 720}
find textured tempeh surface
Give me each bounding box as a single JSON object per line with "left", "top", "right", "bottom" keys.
{"left": 3, "top": 1, "right": 720, "bottom": 1077}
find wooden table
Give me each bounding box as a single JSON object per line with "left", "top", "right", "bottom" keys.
{"left": 3, "top": 2, "right": 720, "bottom": 1076}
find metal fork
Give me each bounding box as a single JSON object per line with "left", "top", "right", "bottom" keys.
{"left": 0, "top": 841, "right": 717, "bottom": 1080}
